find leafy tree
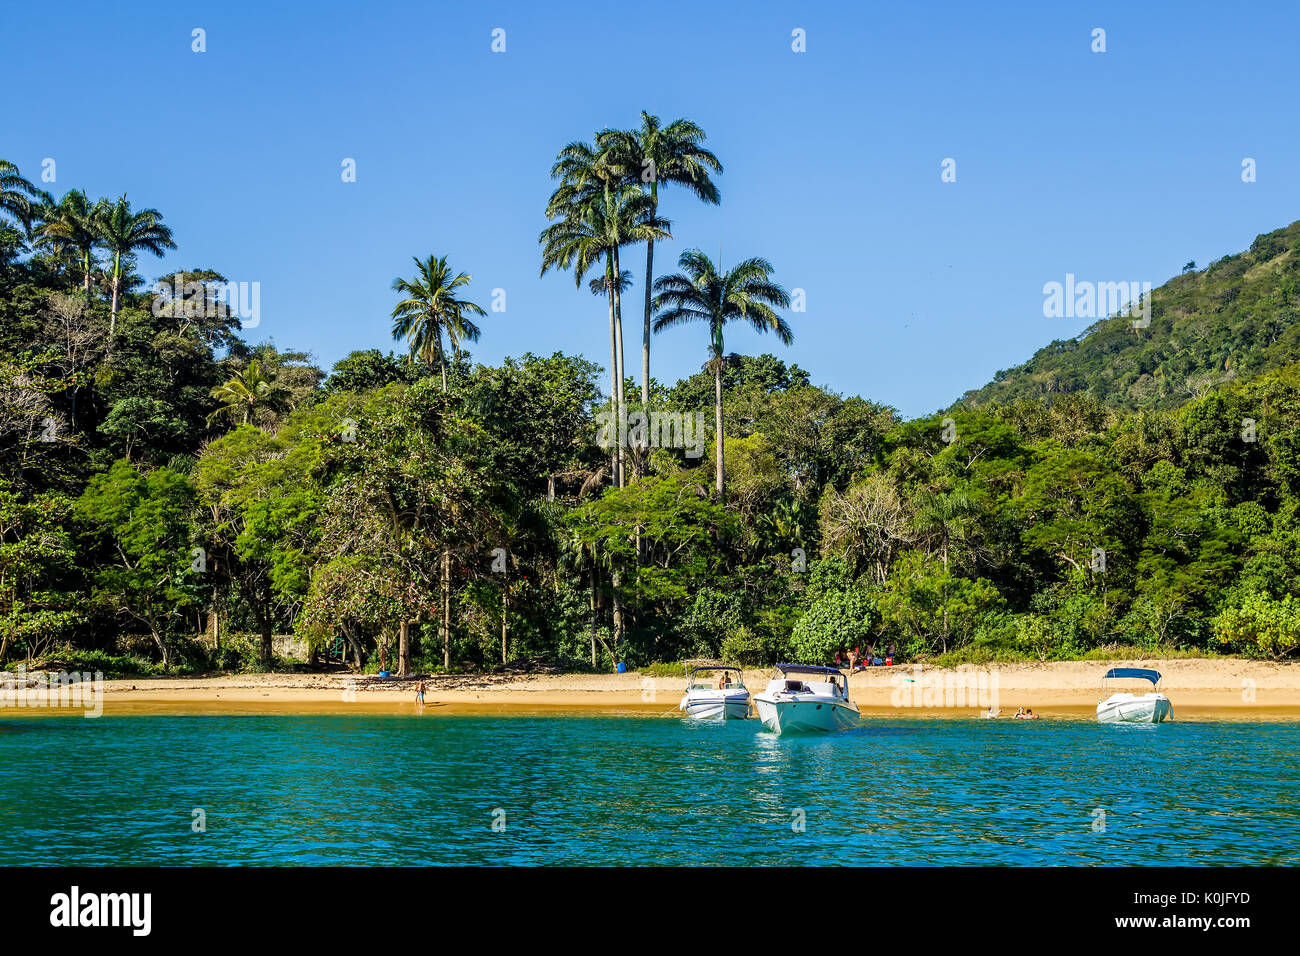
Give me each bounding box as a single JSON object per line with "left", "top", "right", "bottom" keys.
{"left": 73, "top": 460, "right": 201, "bottom": 669}
{"left": 790, "top": 585, "right": 879, "bottom": 664}
{"left": 1213, "top": 591, "right": 1300, "bottom": 659}
{"left": 0, "top": 481, "right": 81, "bottom": 663}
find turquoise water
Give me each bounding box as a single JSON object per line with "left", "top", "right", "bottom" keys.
{"left": 1, "top": 713, "right": 1297, "bottom": 865}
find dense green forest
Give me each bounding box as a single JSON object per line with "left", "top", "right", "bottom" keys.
{"left": 2, "top": 142, "right": 1299, "bottom": 677}
{"left": 960, "top": 220, "right": 1300, "bottom": 410}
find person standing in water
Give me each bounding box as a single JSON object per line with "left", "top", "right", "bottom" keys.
{"left": 415, "top": 678, "right": 426, "bottom": 706}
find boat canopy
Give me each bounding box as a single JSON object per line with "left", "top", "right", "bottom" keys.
{"left": 687, "top": 665, "right": 742, "bottom": 673}
{"left": 775, "top": 664, "right": 844, "bottom": 677}
{"left": 1102, "top": 667, "right": 1162, "bottom": 684}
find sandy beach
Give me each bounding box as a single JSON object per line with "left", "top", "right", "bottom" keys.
{"left": 8, "top": 658, "right": 1293, "bottom": 719}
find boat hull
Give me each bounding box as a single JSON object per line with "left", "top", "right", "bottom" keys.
{"left": 754, "top": 696, "right": 860, "bottom": 734}
{"left": 1097, "top": 693, "right": 1172, "bottom": 724}
{"left": 680, "top": 692, "right": 752, "bottom": 720}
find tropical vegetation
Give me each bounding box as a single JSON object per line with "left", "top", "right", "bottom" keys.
{"left": 1, "top": 130, "right": 1298, "bottom": 678}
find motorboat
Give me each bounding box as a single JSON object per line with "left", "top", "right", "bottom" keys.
{"left": 753, "top": 664, "right": 860, "bottom": 734}
{"left": 1096, "top": 667, "right": 1172, "bottom": 723}
{"left": 678, "top": 664, "right": 751, "bottom": 720}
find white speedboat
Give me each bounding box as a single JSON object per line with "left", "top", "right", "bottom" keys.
{"left": 754, "top": 664, "right": 860, "bottom": 734}
{"left": 679, "top": 665, "right": 751, "bottom": 720}
{"left": 1097, "top": 667, "right": 1172, "bottom": 724}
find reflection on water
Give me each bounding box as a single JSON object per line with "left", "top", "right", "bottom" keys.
{"left": 0, "top": 713, "right": 1296, "bottom": 865}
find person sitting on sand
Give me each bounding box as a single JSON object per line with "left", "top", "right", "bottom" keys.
{"left": 415, "top": 679, "right": 426, "bottom": 705}
{"left": 985, "top": 706, "right": 1000, "bottom": 719}
{"left": 1013, "top": 707, "right": 1026, "bottom": 719}
{"left": 1024, "top": 708, "right": 1039, "bottom": 719}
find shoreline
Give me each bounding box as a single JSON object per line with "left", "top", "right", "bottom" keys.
{"left": 4, "top": 658, "right": 1299, "bottom": 719}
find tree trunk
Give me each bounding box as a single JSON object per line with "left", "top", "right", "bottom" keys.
{"left": 611, "top": 571, "right": 624, "bottom": 670}
{"left": 152, "top": 628, "right": 170, "bottom": 673}
{"left": 399, "top": 620, "right": 410, "bottom": 676}
{"left": 259, "top": 621, "right": 273, "bottom": 667}
{"left": 605, "top": 261, "right": 622, "bottom": 487}
{"left": 714, "top": 358, "right": 725, "bottom": 502}
{"left": 612, "top": 246, "right": 627, "bottom": 488}
{"left": 441, "top": 551, "right": 451, "bottom": 669}
{"left": 341, "top": 624, "right": 365, "bottom": 669}
{"left": 590, "top": 570, "right": 598, "bottom": 669}
{"left": 642, "top": 236, "right": 654, "bottom": 408}
{"left": 109, "top": 252, "right": 120, "bottom": 333}
{"left": 501, "top": 584, "right": 508, "bottom": 665}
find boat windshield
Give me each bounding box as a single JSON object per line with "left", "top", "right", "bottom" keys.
{"left": 688, "top": 667, "right": 744, "bottom": 690}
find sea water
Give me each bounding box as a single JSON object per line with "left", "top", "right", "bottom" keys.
{"left": 0, "top": 713, "right": 1296, "bottom": 865}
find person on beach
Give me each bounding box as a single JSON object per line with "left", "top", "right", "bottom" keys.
{"left": 415, "top": 679, "right": 426, "bottom": 706}
{"left": 1013, "top": 707, "right": 1026, "bottom": 719}
{"left": 1024, "top": 708, "right": 1039, "bottom": 719}
{"left": 847, "top": 649, "right": 858, "bottom": 671}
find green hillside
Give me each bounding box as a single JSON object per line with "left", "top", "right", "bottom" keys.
{"left": 959, "top": 219, "right": 1300, "bottom": 411}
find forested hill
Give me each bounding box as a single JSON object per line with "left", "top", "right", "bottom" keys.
{"left": 958, "top": 219, "right": 1300, "bottom": 412}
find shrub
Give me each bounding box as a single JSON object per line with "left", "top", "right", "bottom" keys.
{"left": 790, "top": 586, "right": 878, "bottom": 663}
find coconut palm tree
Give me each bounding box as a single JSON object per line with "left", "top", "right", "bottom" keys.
{"left": 96, "top": 195, "right": 176, "bottom": 332}
{"left": 0, "top": 160, "right": 38, "bottom": 231}
{"left": 207, "top": 360, "right": 292, "bottom": 428}
{"left": 37, "top": 190, "right": 106, "bottom": 297}
{"left": 600, "top": 114, "right": 722, "bottom": 407}
{"left": 652, "top": 250, "right": 792, "bottom": 502}
{"left": 390, "top": 254, "right": 485, "bottom": 392}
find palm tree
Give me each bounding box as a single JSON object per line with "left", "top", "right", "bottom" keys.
{"left": 96, "top": 195, "right": 176, "bottom": 332}
{"left": 0, "top": 160, "right": 38, "bottom": 231}
{"left": 652, "top": 250, "right": 791, "bottom": 502}
{"left": 541, "top": 156, "right": 668, "bottom": 486}
{"left": 207, "top": 360, "right": 292, "bottom": 427}
{"left": 390, "top": 254, "right": 485, "bottom": 392}
{"left": 600, "top": 114, "right": 722, "bottom": 408}
{"left": 37, "top": 190, "right": 106, "bottom": 297}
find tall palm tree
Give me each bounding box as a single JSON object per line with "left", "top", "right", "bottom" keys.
{"left": 390, "top": 254, "right": 485, "bottom": 392}
{"left": 37, "top": 190, "right": 106, "bottom": 297}
{"left": 652, "top": 250, "right": 792, "bottom": 502}
{"left": 541, "top": 161, "right": 667, "bottom": 486}
{"left": 0, "top": 160, "right": 38, "bottom": 231}
{"left": 96, "top": 195, "right": 176, "bottom": 332}
{"left": 600, "top": 114, "right": 722, "bottom": 408}
{"left": 207, "top": 360, "right": 292, "bottom": 427}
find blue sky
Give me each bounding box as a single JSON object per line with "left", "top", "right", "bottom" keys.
{"left": 5, "top": 0, "right": 1298, "bottom": 416}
